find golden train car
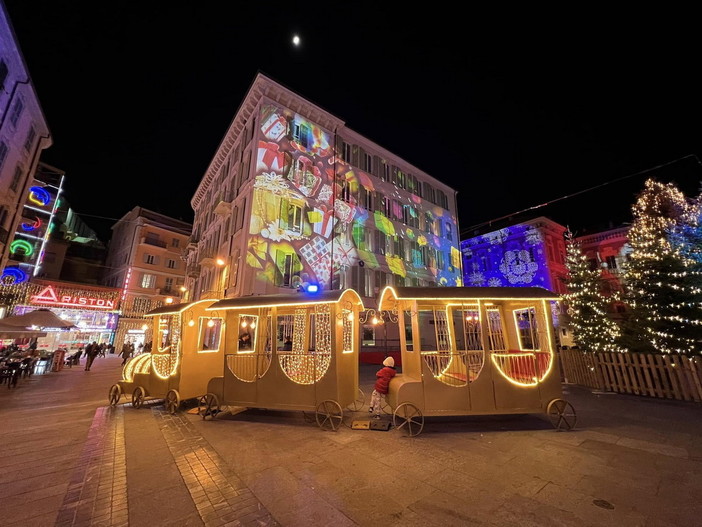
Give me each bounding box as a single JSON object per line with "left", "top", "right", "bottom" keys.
{"left": 108, "top": 299, "right": 222, "bottom": 413}
{"left": 377, "top": 286, "right": 576, "bottom": 436}
{"left": 199, "top": 289, "right": 364, "bottom": 431}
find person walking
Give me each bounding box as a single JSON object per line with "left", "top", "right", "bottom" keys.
{"left": 119, "top": 342, "right": 133, "bottom": 366}
{"left": 84, "top": 341, "right": 99, "bottom": 371}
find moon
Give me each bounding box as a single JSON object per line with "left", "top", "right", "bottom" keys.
{"left": 292, "top": 34, "right": 300, "bottom": 46}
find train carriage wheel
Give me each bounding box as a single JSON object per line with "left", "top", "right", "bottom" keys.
{"left": 393, "top": 403, "right": 424, "bottom": 437}
{"left": 347, "top": 388, "right": 365, "bottom": 411}
{"left": 165, "top": 389, "right": 180, "bottom": 415}
{"left": 200, "top": 393, "right": 220, "bottom": 420}
{"left": 547, "top": 398, "right": 577, "bottom": 431}
{"left": 108, "top": 384, "right": 122, "bottom": 406}
{"left": 315, "top": 400, "right": 343, "bottom": 431}
{"left": 132, "top": 386, "right": 145, "bottom": 409}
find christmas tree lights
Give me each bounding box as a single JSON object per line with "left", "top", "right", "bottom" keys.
{"left": 620, "top": 179, "right": 702, "bottom": 355}
{"left": 563, "top": 230, "right": 623, "bottom": 352}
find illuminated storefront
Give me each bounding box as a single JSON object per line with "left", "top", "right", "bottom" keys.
{"left": 9, "top": 281, "right": 121, "bottom": 351}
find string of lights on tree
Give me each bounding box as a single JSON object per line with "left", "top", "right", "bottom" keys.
{"left": 562, "top": 230, "right": 622, "bottom": 353}
{"left": 620, "top": 179, "right": 702, "bottom": 355}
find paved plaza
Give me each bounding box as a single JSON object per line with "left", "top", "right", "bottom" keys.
{"left": 1, "top": 353, "right": 702, "bottom": 526}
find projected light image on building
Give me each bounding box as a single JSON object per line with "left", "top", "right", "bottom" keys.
{"left": 460, "top": 219, "right": 567, "bottom": 293}
{"left": 248, "top": 103, "right": 462, "bottom": 294}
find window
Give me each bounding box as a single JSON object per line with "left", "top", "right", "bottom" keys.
{"left": 165, "top": 277, "right": 174, "bottom": 291}
{"left": 605, "top": 255, "right": 617, "bottom": 270}
{"left": 343, "top": 142, "right": 352, "bottom": 163}
{"left": 10, "top": 166, "right": 22, "bottom": 192}
{"left": 172, "top": 238, "right": 180, "bottom": 248}
{"left": 362, "top": 151, "right": 372, "bottom": 172}
{"left": 424, "top": 183, "right": 435, "bottom": 204}
{"left": 514, "top": 307, "right": 540, "bottom": 350}
{"left": 279, "top": 199, "right": 303, "bottom": 233}
{"left": 401, "top": 205, "right": 409, "bottom": 224}
{"left": 375, "top": 231, "right": 386, "bottom": 255}
{"left": 200, "top": 317, "right": 222, "bottom": 351}
{"left": 446, "top": 222, "right": 453, "bottom": 241}
{"left": 9, "top": 98, "right": 24, "bottom": 127}
{"left": 0, "top": 60, "right": 8, "bottom": 91}
{"left": 167, "top": 259, "right": 177, "bottom": 269}
{"left": 292, "top": 121, "right": 310, "bottom": 148}
{"left": 275, "top": 250, "right": 300, "bottom": 287}
{"left": 24, "top": 126, "right": 36, "bottom": 151}
{"left": 145, "top": 254, "right": 155, "bottom": 265}
{"left": 340, "top": 180, "right": 352, "bottom": 203}
{"left": 382, "top": 162, "right": 390, "bottom": 182}
{"left": 359, "top": 186, "right": 372, "bottom": 210}
{"left": 396, "top": 170, "right": 406, "bottom": 189}
{"left": 352, "top": 222, "right": 372, "bottom": 251}
{"left": 141, "top": 274, "right": 156, "bottom": 288}
{"left": 0, "top": 141, "right": 8, "bottom": 172}
{"left": 382, "top": 197, "right": 391, "bottom": 217}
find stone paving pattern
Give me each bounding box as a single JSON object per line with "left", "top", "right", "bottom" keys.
{"left": 1, "top": 353, "right": 702, "bottom": 526}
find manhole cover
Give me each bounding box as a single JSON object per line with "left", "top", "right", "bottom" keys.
{"left": 593, "top": 499, "right": 615, "bottom": 510}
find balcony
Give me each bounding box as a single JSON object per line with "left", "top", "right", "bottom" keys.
{"left": 186, "top": 264, "right": 201, "bottom": 278}
{"left": 158, "top": 288, "right": 182, "bottom": 297}
{"left": 214, "top": 200, "right": 233, "bottom": 216}
{"left": 141, "top": 237, "right": 168, "bottom": 248}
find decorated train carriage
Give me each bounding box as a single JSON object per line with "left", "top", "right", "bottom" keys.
{"left": 108, "top": 299, "right": 222, "bottom": 413}
{"left": 377, "top": 286, "right": 576, "bottom": 436}
{"left": 199, "top": 289, "right": 364, "bottom": 430}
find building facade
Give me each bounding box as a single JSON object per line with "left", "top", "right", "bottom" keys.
{"left": 575, "top": 225, "right": 630, "bottom": 318}
{"left": 102, "top": 207, "right": 191, "bottom": 349}
{"left": 461, "top": 216, "right": 570, "bottom": 344}
{"left": 460, "top": 217, "right": 631, "bottom": 347}
{"left": 186, "top": 73, "right": 462, "bottom": 308}
{"left": 461, "top": 216, "right": 569, "bottom": 293}
{"left": 0, "top": 278, "right": 120, "bottom": 353}
{"left": 1, "top": 2, "right": 53, "bottom": 290}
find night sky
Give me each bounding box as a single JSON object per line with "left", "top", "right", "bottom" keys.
{"left": 5, "top": 3, "right": 702, "bottom": 242}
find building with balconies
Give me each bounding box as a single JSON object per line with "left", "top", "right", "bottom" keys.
{"left": 0, "top": 2, "right": 52, "bottom": 296}
{"left": 186, "top": 72, "right": 463, "bottom": 307}
{"left": 102, "top": 206, "right": 192, "bottom": 348}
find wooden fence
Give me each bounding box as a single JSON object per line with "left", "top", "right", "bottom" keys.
{"left": 560, "top": 349, "right": 702, "bottom": 402}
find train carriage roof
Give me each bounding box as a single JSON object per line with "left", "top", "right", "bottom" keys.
{"left": 144, "top": 299, "right": 218, "bottom": 317}
{"left": 380, "top": 286, "right": 560, "bottom": 305}
{"left": 206, "top": 289, "right": 364, "bottom": 311}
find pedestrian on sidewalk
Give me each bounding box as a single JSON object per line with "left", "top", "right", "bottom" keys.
{"left": 369, "top": 356, "right": 396, "bottom": 419}
{"left": 84, "top": 341, "right": 99, "bottom": 371}
{"left": 119, "top": 342, "right": 133, "bottom": 365}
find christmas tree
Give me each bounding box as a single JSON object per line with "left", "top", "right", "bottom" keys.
{"left": 619, "top": 179, "right": 702, "bottom": 355}
{"left": 562, "top": 229, "right": 622, "bottom": 352}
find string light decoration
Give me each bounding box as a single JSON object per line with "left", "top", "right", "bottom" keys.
{"left": 620, "top": 179, "right": 702, "bottom": 355}
{"left": 563, "top": 229, "right": 623, "bottom": 353}
{"left": 342, "top": 309, "right": 353, "bottom": 352}
{"left": 278, "top": 305, "right": 333, "bottom": 384}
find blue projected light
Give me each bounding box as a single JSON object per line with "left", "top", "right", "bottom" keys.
{"left": 307, "top": 284, "right": 319, "bottom": 293}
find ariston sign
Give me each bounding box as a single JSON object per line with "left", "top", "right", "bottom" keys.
{"left": 30, "top": 285, "right": 117, "bottom": 310}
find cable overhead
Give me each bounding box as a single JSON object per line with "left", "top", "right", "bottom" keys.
{"left": 459, "top": 154, "right": 702, "bottom": 236}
